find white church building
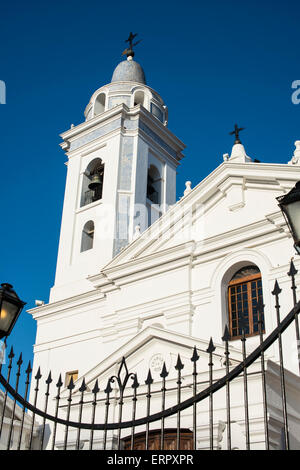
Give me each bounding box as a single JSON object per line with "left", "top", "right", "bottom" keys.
{"left": 27, "top": 40, "right": 300, "bottom": 450}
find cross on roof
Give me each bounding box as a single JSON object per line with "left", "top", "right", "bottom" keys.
{"left": 122, "top": 32, "right": 141, "bottom": 58}
{"left": 229, "top": 124, "right": 245, "bottom": 144}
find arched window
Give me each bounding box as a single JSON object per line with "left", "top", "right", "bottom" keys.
{"left": 228, "top": 266, "right": 264, "bottom": 339}
{"left": 81, "top": 221, "right": 94, "bottom": 252}
{"left": 80, "top": 159, "right": 104, "bottom": 207}
{"left": 94, "top": 93, "right": 106, "bottom": 115}
{"left": 147, "top": 165, "right": 161, "bottom": 205}
{"left": 134, "top": 91, "right": 145, "bottom": 107}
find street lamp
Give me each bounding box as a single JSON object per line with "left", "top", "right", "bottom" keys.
{"left": 0, "top": 283, "right": 26, "bottom": 340}
{"left": 277, "top": 181, "right": 300, "bottom": 255}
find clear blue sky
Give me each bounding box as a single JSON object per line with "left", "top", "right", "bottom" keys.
{"left": 0, "top": 0, "right": 300, "bottom": 376}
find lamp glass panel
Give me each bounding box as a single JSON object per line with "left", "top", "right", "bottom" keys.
{"left": 0, "top": 300, "right": 19, "bottom": 334}
{"left": 284, "top": 200, "right": 300, "bottom": 241}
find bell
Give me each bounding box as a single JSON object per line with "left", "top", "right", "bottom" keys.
{"left": 88, "top": 173, "right": 102, "bottom": 191}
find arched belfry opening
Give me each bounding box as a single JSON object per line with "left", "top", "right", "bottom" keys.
{"left": 147, "top": 164, "right": 163, "bottom": 227}
{"left": 227, "top": 265, "right": 264, "bottom": 339}
{"left": 147, "top": 165, "right": 161, "bottom": 205}
{"left": 81, "top": 221, "right": 94, "bottom": 252}
{"left": 80, "top": 159, "right": 104, "bottom": 207}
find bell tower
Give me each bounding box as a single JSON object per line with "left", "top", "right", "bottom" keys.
{"left": 50, "top": 37, "right": 185, "bottom": 302}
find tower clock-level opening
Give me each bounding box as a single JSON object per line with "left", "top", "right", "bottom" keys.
{"left": 122, "top": 429, "right": 193, "bottom": 450}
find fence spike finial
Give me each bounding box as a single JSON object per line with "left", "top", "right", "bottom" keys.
{"left": 145, "top": 369, "right": 153, "bottom": 385}
{"left": 17, "top": 353, "right": 23, "bottom": 366}
{"left": 207, "top": 337, "right": 216, "bottom": 354}
{"left": 160, "top": 361, "right": 169, "bottom": 378}
{"left": 175, "top": 354, "right": 184, "bottom": 371}
{"left": 118, "top": 356, "right": 128, "bottom": 374}
{"left": 79, "top": 378, "right": 87, "bottom": 393}
{"left": 8, "top": 346, "right": 14, "bottom": 359}
{"left": 25, "top": 361, "right": 32, "bottom": 375}
{"left": 288, "top": 259, "right": 298, "bottom": 277}
{"left": 67, "top": 376, "right": 75, "bottom": 391}
{"left": 222, "top": 325, "right": 230, "bottom": 342}
{"left": 35, "top": 367, "right": 42, "bottom": 380}
{"left": 272, "top": 279, "right": 282, "bottom": 296}
{"left": 46, "top": 371, "right": 52, "bottom": 385}
{"left": 92, "top": 379, "right": 100, "bottom": 394}
{"left": 132, "top": 373, "right": 139, "bottom": 389}
{"left": 104, "top": 379, "right": 112, "bottom": 395}
{"left": 56, "top": 374, "right": 63, "bottom": 388}
{"left": 191, "top": 346, "right": 200, "bottom": 362}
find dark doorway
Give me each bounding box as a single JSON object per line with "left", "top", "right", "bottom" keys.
{"left": 122, "top": 429, "right": 193, "bottom": 450}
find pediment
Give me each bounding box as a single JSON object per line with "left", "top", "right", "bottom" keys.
{"left": 60, "top": 326, "right": 243, "bottom": 398}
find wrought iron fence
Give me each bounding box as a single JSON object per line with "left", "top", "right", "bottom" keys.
{"left": 0, "top": 261, "right": 300, "bottom": 450}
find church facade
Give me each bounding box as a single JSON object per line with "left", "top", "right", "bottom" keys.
{"left": 28, "top": 44, "right": 300, "bottom": 450}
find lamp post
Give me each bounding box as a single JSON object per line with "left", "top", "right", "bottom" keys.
{"left": 277, "top": 181, "right": 300, "bottom": 254}
{"left": 0, "top": 283, "right": 26, "bottom": 340}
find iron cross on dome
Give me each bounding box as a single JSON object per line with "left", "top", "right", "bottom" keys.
{"left": 229, "top": 123, "right": 245, "bottom": 144}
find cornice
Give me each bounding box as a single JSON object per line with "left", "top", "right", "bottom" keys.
{"left": 88, "top": 241, "right": 196, "bottom": 289}
{"left": 27, "top": 288, "right": 105, "bottom": 320}
{"left": 33, "top": 328, "right": 103, "bottom": 353}
{"left": 61, "top": 117, "right": 123, "bottom": 156}
{"left": 60, "top": 105, "right": 125, "bottom": 141}
{"left": 197, "top": 213, "right": 286, "bottom": 249}
{"left": 136, "top": 105, "right": 185, "bottom": 154}
{"left": 87, "top": 215, "right": 291, "bottom": 294}
{"left": 192, "top": 222, "right": 290, "bottom": 265}
{"left": 113, "top": 291, "right": 192, "bottom": 321}
{"left": 60, "top": 103, "right": 185, "bottom": 159}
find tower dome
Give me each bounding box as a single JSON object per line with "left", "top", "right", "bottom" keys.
{"left": 84, "top": 34, "right": 168, "bottom": 124}
{"left": 111, "top": 57, "right": 146, "bottom": 84}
